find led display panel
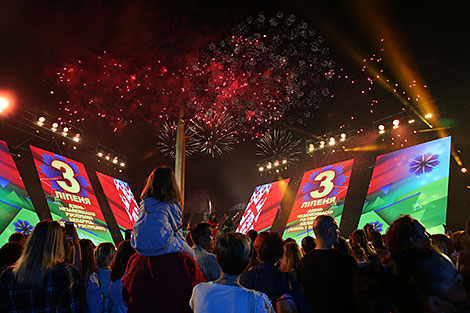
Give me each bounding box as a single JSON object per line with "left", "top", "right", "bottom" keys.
{"left": 30, "top": 145, "right": 114, "bottom": 244}
{"left": 283, "top": 159, "right": 354, "bottom": 242}
{"left": 96, "top": 172, "right": 139, "bottom": 231}
{"left": 236, "top": 178, "right": 290, "bottom": 234}
{"left": 357, "top": 137, "right": 451, "bottom": 234}
{"left": 0, "top": 140, "right": 40, "bottom": 246}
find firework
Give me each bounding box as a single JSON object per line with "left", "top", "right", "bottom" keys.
{"left": 329, "top": 38, "right": 432, "bottom": 125}
{"left": 256, "top": 129, "right": 302, "bottom": 163}
{"left": 186, "top": 11, "right": 334, "bottom": 135}
{"left": 156, "top": 120, "right": 199, "bottom": 158}
{"left": 46, "top": 51, "right": 186, "bottom": 133}
{"left": 191, "top": 110, "right": 238, "bottom": 157}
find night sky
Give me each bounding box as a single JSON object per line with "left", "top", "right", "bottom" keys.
{"left": 0, "top": 0, "right": 469, "bottom": 227}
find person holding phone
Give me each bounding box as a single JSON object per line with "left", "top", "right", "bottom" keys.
{"left": 64, "top": 222, "right": 82, "bottom": 273}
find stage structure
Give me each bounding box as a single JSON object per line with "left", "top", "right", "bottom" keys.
{"left": 283, "top": 159, "right": 354, "bottom": 243}
{"left": 236, "top": 178, "right": 290, "bottom": 234}
{"left": 96, "top": 172, "right": 139, "bottom": 233}
{"left": 357, "top": 136, "right": 451, "bottom": 234}
{"left": 30, "top": 145, "right": 114, "bottom": 245}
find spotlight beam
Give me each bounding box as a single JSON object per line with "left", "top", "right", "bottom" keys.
{"left": 344, "top": 144, "right": 382, "bottom": 152}
{"left": 418, "top": 127, "right": 452, "bottom": 133}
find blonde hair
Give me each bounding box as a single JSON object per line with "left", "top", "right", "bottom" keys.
{"left": 280, "top": 242, "right": 303, "bottom": 273}
{"left": 94, "top": 242, "right": 116, "bottom": 268}
{"left": 13, "top": 220, "right": 65, "bottom": 288}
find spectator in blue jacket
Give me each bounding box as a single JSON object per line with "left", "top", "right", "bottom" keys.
{"left": 131, "top": 166, "right": 194, "bottom": 258}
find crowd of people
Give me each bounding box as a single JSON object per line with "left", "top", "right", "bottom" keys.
{"left": 0, "top": 166, "right": 469, "bottom": 313}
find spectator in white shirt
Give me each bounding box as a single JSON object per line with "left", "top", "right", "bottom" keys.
{"left": 190, "top": 232, "right": 274, "bottom": 313}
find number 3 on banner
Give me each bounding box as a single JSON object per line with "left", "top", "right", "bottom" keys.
{"left": 309, "top": 170, "right": 335, "bottom": 199}
{"left": 51, "top": 160, "right": 81, "bottom": 194}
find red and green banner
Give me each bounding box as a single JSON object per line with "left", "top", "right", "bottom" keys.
{"left": 96, "top": 171, "right": 139, "bottom": 231}
{"left": 30, "top": 145, "right": 113, "bottom": 244}
{"left": 0, "top": 140, "right": 40, "bottom": 246}
{"left": 357, "top": 137, "right": 451, "bottom": 234}
{"left": 283, "top": 159, "right": 354, "bottom": 243}
{"left": 236, "top": 178, "right": 290, "bottom": 234}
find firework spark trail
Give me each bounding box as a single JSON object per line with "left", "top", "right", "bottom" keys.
{"left": 191, "top": 110, "right": 238, "bottom": 157}
{"left": 47, "top": 52, "right": 186, "bottom": 132}
{"left": 43, "top": 3, "right": 220, "bottom": 134}
{"left": 329, "top": 39, "right": 432, "bottom": 124}
{"left": 46, "top": 11, "right": 334, "bottom": 139}
{"left": 156, "top": 120, "right": 199, "bottom": 158}
{"left": 186, "top": 12, "right": 334, "bottom": 137}
{"left": 256, "top": 129, "right": 302, "bottom": 163}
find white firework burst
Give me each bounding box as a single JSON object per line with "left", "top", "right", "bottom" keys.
{"left": 191, "top": 110, "right": 238, "bottom": 157}
{"left": 156, "top": 120, "right": 199, "bottom": 158}
{"left": 256, "top": 128, "right": 302, "bottom": 163}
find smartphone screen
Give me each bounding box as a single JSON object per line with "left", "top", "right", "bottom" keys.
{"left": 64, "top": 222, "right": 74, "bottom": 240}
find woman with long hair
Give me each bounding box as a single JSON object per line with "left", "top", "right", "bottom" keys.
{"left": 0, "top": 220, "right": 80, "bottom": 312}
{"left": 350, "top": 229, "right": 380, "bottom": 264}
{"left": 370, "top": 230, "right": 389, "bottom": 263}
{"left": 131, "top": 166, "right": 193, "bottom": 257}
{"left": 80, "top": 239, "right": 100, "bottom": 313}
{"left": 280, "top": 241, "right": 304, "bottom": 279}
{"left": 110, "top": 240, "right": 135, "bottom": 313}
{"left": 122, "top": 167, "right": 203, "bottom": 313}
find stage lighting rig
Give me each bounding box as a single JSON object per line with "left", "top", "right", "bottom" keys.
{"left": 73, "top": 133, "right": 80, "bottom": 142}
{"left": 373, "top": 104, "right": 442, "bottom": 138}
{"left": 27, "top": 111, "right": 83, "bottom": 144}
{"left": 37, "top": 116, "right": 46, "bottom": 126}
{"left": 256, "top": 157, "right": 291, "bottom": 175}
{"left": 94, "top": 143, "right": 127, "bottom": 173}
{"left": 392, "top": 119, "right": 400, "bottom": 129}
{"left": 306, "top": 128, "right": 353, "bottom": 156}
{"left": 4, "top": 108, "right": 128, "bottom": 175}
